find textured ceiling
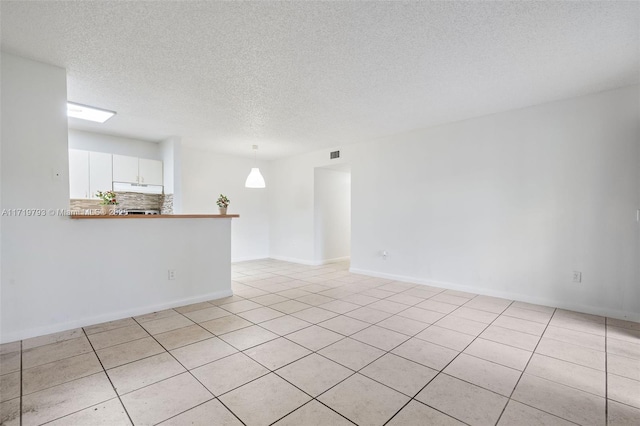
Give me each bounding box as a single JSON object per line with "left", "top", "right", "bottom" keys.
{"left": 1, "top": 1, "right": 638, "bottom": 159}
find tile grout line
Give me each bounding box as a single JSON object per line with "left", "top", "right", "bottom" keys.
{"left": 267, "top": 323, "right": 410, "bottom": 425}
{"left": 264, "top": 290, "right": 480, "bottom": 425}
{"left": 96, "top": 350, "right": 244, "bottom": 415}
{"left": 524, "top": 331, "right": 603, "bottom": 351}
{"left": 84, "top": 319, "right": 142, "bottom": 336}
{"left": 382, "top": 296, "right": 516, "bottom": 426}
{"left": 238, "top": 262, "right": 624, "bottom": 424}
{"left": 499, "top": 352, "right": 607, "bottom": 398}
{"left": 154, "top": 293, "right": 351, "bottom": 423}
{"left": 504, "top": 327, "right": 609, "bottom": 425}
{"left": 15, "top": 261, "right": 634, "bottom": 425}
{"left": 80, "top": 328, "right": 136, "bottom": 426}
{"left": 128, "top": 315, "right": 248, "bottom": 426}
{"left": 316, "top": 332, "right": 440, "bottom": 425}
{"left": 193, "top": 276, "right": 436, "bottom": 424}
{"left": 493, "top": 307, "right": 556, "bottom": 426}
{"left": 188, "top": 265, "right": 613, "bottom": 425}
{"left": 179, "top": 273, "right": 364, "bottom": 425}
{"left": 17, "top": 325, "right": 259, "bottom": 393}
{"left": 237, "top": 266, "right": 515, "bottom": 425}
{"left": 404, "top": 290, "right": 620, "bottom": 423}
{"left": 544, "top": 322, "right": 610, "bottom": 339}
{"left": 259, "top": 350, "right": 361, "bottom": 425}
{"left": 384, "top": 300, "right": 616, "bottom": 373}
{"left": 15, "top": 338, "right": 91, "bottom": 369}
{"left": 267, "top": 398, "right": 358, "bottom": 426}
{"left": 155, "top": 398, "right": 241, "bottom": 426}
{"left": 18, "top": 353, "right": 107, "bottom": 400}
{"left": 36, "top": 396, "right": 125, "bottom": 426}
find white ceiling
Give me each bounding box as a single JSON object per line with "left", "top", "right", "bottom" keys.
{"left": 1, "top": 1, "right": 638, "bottom": 160}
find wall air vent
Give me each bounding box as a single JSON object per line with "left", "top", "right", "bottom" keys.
{"left": 330, "top": 151, "right": 340, "bottom": 159}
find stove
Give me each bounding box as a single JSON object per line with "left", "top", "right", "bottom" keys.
{"left": 125, "top": 209, "right": 160, "bottom": 215}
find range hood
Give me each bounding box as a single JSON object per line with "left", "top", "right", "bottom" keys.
{"left": 113, "top": 181, "right": 163, "bottom": 195}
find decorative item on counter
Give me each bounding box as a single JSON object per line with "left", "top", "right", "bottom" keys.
{"left": 217, "top": 194, "right": 230, "bottom": 215}
{"left": 95, "top": 190, "right": 119, "bottom": 215}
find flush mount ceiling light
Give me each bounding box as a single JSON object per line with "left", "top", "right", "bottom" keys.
{"left": 67, "top": 102, "right": 116, "bottom": 123}
{"left": 245, "top": 145, "right": 266, "bottom": 189}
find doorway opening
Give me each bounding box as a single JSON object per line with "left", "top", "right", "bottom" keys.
{"left": 314, "top": 164, "right": 351, "bottom": 265}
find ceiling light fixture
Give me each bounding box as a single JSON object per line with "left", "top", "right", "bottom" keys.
{"left": 245, "top": 145, "right": 265, "bottom": 189}
{"left": 67, "top": 102, "right": 116, "bottom": 123}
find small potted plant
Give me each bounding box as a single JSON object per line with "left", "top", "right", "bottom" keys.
{"left": 217, "top": 194, "right": 230, "bottom": 215}
{"left": 96, "top": 190, "right": 118, "bottom": 215}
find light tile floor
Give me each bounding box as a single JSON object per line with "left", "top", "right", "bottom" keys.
{"left": 1, "top": 259, "right": 639, "bottom": 425}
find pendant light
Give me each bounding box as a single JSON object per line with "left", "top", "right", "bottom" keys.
{"left": 245, "top": 145, "right": 266, "bottom": 188}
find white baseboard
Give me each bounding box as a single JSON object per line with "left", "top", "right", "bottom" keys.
{"left": 1, "top": 289, "right": 233, "bottom": 344}
{"left": 270, "top": 255, "right": 350, "bottom": 266}
{"left": 232, "top": 255, "right": 270, "bottom": 263}
{"left": 349, "top": 267, "right": 640, "bottom": 323}
{"left": 270, "top": 255, "right": 319, "bottom": 266}
{"left": 318, "top": 256, "right": 351, "bottom": 265}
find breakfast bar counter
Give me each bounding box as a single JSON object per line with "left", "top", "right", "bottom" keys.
{"left": 70, "top": 214, "right": 239, "bottom": 219}
{"left": 34, "top": 212, "right": 240, "bottom": 344}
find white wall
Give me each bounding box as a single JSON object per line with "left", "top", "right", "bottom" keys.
{"left": 160, "top": 136, "right": 183, "bottom": 212}
{"left": 181, "top": 147, "right": 270, "bottom": 262}
{"left": 270, "top": 86, "right": 639, "bottom": 321}
{"left": 1, "top": 53, "right": 232, "bottom": 343}
{"left": 0, "top": 53, "right": 69, "bottom": 342}
{"left": 160, "top": 137, "right": 176, "bottom": 193}
{"left": 314, "top": 168, "right": 351, "bottom": 263}
{"left": 68, "top": 129, "right": 162, "bottom": 160}
{"left": 350, "top": 86, "right": 639, "bottom": 321}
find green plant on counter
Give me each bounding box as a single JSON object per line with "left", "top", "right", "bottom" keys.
{"left": 217, "top": 194, "right": 230, "bottom": 208}
{"left": 95, "top": 190, "right": 118, "bottom": 205}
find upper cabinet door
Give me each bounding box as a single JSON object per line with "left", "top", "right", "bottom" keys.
{"left": 138, "top": 158, "right": 163, "bottom": 185}
{"left": 89, "top": 152, "right": 113, "bottom": 198}
{"left": 69, "top": 149, "right": 89, "bottom": 199}
{"left": 112, "top": 154, "right": 139, "bottom": 183}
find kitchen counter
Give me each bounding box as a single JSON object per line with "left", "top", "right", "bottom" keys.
{"left": 22, "top": 211, "right": 238, "bottom": 343}
{"left": 70, "top": 214, "right": 239, "bottom": 219}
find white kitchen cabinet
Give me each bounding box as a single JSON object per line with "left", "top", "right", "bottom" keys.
{"left": 138, "top": 158, "right": 163, "bottom": 185}
{"left": 112, "top": 154, "right": 139, "bottom": 184}
{"left": 70, "top": 150, "right": 162, "bottom": 199}
{"left": 69, "top": 149, "right": 89, "bottom": 199}
{"left": 69, "top": 150, "right": 114, "bottom": 199}
{"left": 69, "top": 149, "right": 113, "bottom": 199}
{"left": 113, "top": 155, "right": 163, "bottom": 186}
{"left": 89, "top": 152, "right": 113, "bottom": 197}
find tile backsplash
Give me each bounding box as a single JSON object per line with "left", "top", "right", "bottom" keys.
{"left": 70, "top": 191, "right": 173, "bottom": 213}
{"left": 161, "top": 194, "right": 174, "bottom": 215}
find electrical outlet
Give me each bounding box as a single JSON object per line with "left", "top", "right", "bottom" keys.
{"left": 572, "top": 271, "right": 582, "bottom": 283}
{"left": 168, "top": 270, "right": 176, "bottom": 280}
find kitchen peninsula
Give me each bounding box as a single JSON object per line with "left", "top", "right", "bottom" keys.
{"left": 3, "top": 213, "right": 240, "bottom": 342}
{"left": 70, "top": 214, "right": 240, "bottom": 219}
